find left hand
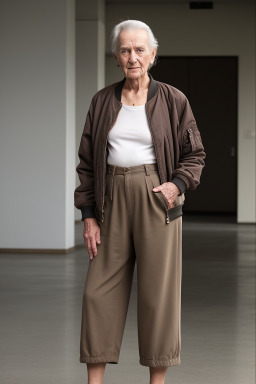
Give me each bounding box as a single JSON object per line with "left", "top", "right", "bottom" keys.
{"left": 152, "top": 182, "right": 180, "bottom": 209}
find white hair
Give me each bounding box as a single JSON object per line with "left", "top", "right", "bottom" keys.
{"left": 111, "top": 19, "right": 159, "bottom": 63}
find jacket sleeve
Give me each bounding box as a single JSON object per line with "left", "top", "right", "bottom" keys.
{"left": 171, "top": 96, "right": 206, "bottom": 193}
{"left": 74, "top": 99, "right": 96, "bottom": 221}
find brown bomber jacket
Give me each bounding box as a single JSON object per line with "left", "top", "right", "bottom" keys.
{"left": 74, "top": 73, "right": 206, "bottom": 224}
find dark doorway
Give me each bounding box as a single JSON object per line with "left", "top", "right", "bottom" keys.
{"left": 150, "top": 56, "right": 238, "bottom": 215}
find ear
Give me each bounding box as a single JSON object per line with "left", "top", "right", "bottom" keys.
{"left": 150, "top": 48, "right": 157, "bottom": 64}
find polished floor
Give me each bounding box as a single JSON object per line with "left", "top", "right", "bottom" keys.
{"left": 0, "top": 215, "right": 255, "bottom": 384}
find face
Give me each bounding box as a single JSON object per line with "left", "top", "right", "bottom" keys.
{"left": 115, "top": 29, "right": 156, "bottom": 80}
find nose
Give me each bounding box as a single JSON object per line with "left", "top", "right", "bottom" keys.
{"left": 128, "top": 50, "right": 137, "bottom": 64}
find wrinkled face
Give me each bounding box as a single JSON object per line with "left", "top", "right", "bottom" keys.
{"left": 115, "top": 29, "right": 156, "bottom": 80}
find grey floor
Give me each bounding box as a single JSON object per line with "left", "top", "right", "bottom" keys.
{"left": 0, "top": 215, "right": 255, "bottom": 384}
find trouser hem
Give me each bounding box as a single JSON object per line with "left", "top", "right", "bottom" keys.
{"left": 80, "top": 354, "right": 119, "bottom": 364}
{"left": 139, "top": 355, "right": 181, "bottom": 367}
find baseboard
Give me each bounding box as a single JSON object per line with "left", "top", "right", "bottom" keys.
{"left": 0, "top": 246, "right": 76, "bottom": 254}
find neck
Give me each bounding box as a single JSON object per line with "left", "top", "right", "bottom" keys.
{"left": 124, "top": 73, "right": 150, "bottom": 93}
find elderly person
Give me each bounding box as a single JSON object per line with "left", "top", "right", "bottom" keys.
{"left": 75, "top": 20, "right": 205, "bottom": 384}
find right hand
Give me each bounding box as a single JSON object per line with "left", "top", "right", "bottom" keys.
{"left": 83, "top": 218, "right": 101, "bottom": 260}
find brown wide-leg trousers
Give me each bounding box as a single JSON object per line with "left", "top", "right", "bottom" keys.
{"left": 80, "top": 163, "right": 183, "bottom": 367}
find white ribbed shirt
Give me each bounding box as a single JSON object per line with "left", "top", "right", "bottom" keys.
{"left": 107, "top": 104, "right": 156, "bottom": 167}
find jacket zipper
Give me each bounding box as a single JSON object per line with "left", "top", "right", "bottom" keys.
{"left": 187, "top": 127, "right": 196, "bottom": 151}
{"left": 145, "top": 106, "right": 170, "bottom": 224}
{"left": 101, "top": 105, "right": 122, "bottom": 222}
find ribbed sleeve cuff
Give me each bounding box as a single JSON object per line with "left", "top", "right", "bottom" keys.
{"left": 171, "top": 177, "right": 187, "bottom": 195}
{"left": 80, "top": 206, "right": 96, "bottom": 221}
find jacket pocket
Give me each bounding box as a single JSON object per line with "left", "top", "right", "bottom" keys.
{"left": 167, "top": 193, "right": 185, "bottom": 222}
{"left": 187, "top": 124, "right": 203, "bottom": 152}
{"left": 173, "top": 192, "right": 185, "bottom": 207}
{"left": 149, "top": 173, "right": 168, "bottom": 210}
{"left": 149, "top": 173, "right": 185, "bottom": 224}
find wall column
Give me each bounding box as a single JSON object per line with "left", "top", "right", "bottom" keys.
{"left": 0, "top": 0, "right": 76, "bottom": 251}
{"left": 75, "top": 0, "right": 105, "bottom": 220}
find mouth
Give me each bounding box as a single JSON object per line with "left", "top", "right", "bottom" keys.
{"left": 128, "top": 67, "right": 140, "bottom": 69}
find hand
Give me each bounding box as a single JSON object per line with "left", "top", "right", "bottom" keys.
{"left": 152, "top": 182, "right": 180, "bottom": 209}
{"left": 83, "top": 218, "right": 101, "bottom": 260}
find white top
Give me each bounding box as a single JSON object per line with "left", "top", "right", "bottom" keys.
{"left": 107, "top": 104, "right": 156, "bottom": 167}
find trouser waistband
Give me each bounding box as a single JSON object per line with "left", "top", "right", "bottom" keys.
{"left": 107, "top": 163, "right": 158, "bottom": 176}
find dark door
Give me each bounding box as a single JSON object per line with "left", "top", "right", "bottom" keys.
{"left": 150, "top": 57, "right": 238, "bottom": 214}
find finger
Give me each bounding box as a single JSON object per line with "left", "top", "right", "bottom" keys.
{"left": 95, "top": 227, "right": 101, "bottom": 244}
{"left": 83, "top": 235, "right": 88, "bottom": 249}
{"left": 153, "top": 182, "right": 167, "bottom": 192}
{"left": 90, "top": 238, "right": 98, "bottom": 257}
{"left": 86, "top": 238, "right": 94, "bottom": 260}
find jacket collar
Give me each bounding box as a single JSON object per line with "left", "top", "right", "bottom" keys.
{"left": 114, "top": 72, "right": 158, "bottom": 102}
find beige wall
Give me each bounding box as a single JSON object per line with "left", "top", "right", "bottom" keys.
{"left": 105, "top": 2, "right": 256, "bottom": 223}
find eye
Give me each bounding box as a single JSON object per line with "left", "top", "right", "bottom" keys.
{"left": 137, "top": 48, "right": 144, "bottom": 53}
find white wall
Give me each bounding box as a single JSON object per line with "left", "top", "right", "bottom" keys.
{"left": 105, "top": 2, "right": 256, "bottom": 223}
{"left": 0, "top": 0, "right": 76, "bottom": 250}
